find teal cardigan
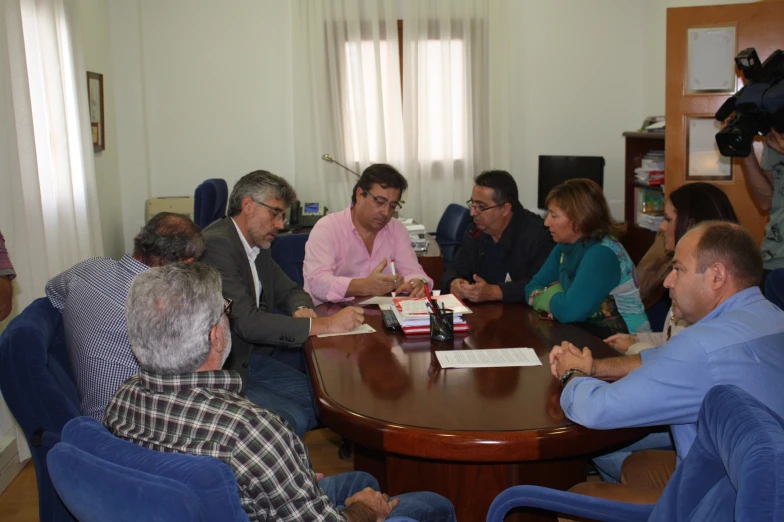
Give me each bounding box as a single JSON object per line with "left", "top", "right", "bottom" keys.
{"left": 525, "top": 238, "right": 650, "bottom": 333}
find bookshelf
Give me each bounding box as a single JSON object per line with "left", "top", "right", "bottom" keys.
{"left": 621, "top": 132, "right": 665, "bottom": 265}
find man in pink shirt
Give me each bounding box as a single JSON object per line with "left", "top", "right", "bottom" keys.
{"left": 304, "top": 164, "right": 432, "bottom": 305}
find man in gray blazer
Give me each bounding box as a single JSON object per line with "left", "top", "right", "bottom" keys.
{"left": 201, "top": 170, "right": 364, "bottom": 437}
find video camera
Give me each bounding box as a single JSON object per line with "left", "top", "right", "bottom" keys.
{"left": 715, "top": 48, "right": 784, "bottom": 157}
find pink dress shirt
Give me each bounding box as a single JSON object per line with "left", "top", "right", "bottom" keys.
{"left": 303, "top": 207, "right": 433, "bottom": 305}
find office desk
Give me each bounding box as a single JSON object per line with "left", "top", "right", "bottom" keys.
{"left": 306, "top": 302, "right": 650, "bottom": 521}
{"left": 416, "top": 238, "right": 444, "bottom": 286}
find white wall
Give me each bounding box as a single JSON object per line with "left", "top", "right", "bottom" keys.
{"left": 108, "top": 0, "right": 295, "bottom": 251}
{"left": 100, "top": 0, "right": 763, "bottom": 240}
{"left": 77, "top": 0, "right": 124, "bottom": 260}
{"left": 501, "top": 0, "right": 646, "bottom": 219}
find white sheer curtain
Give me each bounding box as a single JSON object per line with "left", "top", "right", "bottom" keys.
{"left": 291, "top": 0, "right": 403, "bottom": 213}
{"left": 0, "top": 0, "right": 102, "bottom": 315}
{"left": 0, "top": 0, "right": 102, "bottom": 460}
{"left": 401, "top": 0, "right": 490, "bottom": 230}
{"left": 291, "top": 0, "right": 491, "bottom": 230}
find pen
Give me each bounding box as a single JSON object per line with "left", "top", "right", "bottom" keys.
{"left": 390, "top": 259, "right": 397, "bottom": 297}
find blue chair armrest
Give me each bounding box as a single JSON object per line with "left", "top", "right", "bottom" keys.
{"left": 487, "top": 485, "right": 652, "bottom": 522}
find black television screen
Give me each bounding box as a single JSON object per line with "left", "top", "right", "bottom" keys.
{"left": 538, "top": 155, "right": 605, "bottom": 211}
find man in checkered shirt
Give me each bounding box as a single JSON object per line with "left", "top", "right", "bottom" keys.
{"left": 104, "top": 262, "right": 455, "bottom": 522}
{"left": 45, "top": 212, "right": 205, "bottom": 421}
{"left": 0, "top": 229, "right": 15, "bottom": 322}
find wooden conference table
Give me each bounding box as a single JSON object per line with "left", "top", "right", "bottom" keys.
{"left": 305, "top": 302, "right": 650, "bottom": 521}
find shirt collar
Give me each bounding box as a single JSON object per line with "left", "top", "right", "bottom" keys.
{"left": 137, "top": 369, "right": 244, "bottom": 394}
{"left": 697, "top": 286, "right": 765, "bottom": 324}
{"left": 119, "top": 253, "right": 150, "bottom": 274}
{"left": 231, "top": 217, "right": 260, "bottom": 263}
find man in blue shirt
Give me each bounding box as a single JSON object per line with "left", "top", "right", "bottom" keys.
{"left": 550, "top": 221, "right": 784, "bottom": 504}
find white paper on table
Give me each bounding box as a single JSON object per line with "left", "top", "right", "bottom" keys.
{"left": 317, "top": 323, "right": 376, "bottom": 338}
{"left": 435, "top": 348, "right": 542, "bottom": 368}
{"left": 356, "top": 296, "right": 394, "bottom": 307}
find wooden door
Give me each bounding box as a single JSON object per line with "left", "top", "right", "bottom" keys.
{"left": 666, "top": 2, "right": 784, "bottom": 242}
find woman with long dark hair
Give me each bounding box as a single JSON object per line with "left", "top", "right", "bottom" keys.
{"left": 606, "top": 182, "right": 739, "bottom": 354}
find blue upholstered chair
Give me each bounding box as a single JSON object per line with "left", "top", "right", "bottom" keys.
{"left": 271, "top": 232, "right": 310, "bottom": 287}
{"left": 193, "top": 178, "right": 229, "bottom": 229}
{"left": 486, "top": 384, "right": 784, "bottom": 522}
{"left": 431, "top": 204, "right": 471, "bottom": 265}
{"left": 0, "top": 297, "right": 79, "bottom": 522}
{"left": 48, "top": 417, "right": 420, "bottom": 522}
{"left": 765, "top": 268, "right": 784, "bottom": 309}
{"left": 47, "top": 416, "right": 248, "bottom": 521}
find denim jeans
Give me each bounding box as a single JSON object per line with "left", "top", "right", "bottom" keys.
{"left": 319, "top": 472, "right": 456, "bottom": 522}
{"left": 244, "top": 349, "right": 318, "bottom": 438}
{"left": 592, "top": 431, "right": 674, "bottom": 483}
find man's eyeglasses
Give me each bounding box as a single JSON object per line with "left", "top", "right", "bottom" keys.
{"left": 363, "top": 190, "right": 404, "bottom": 212}
{"left": 223, "top": 298, "right": 233, "bottom": 316}
{"left": 252, "top": 199, "right": 288, "bottom": 224}
{"left": 466, "top": 199, "right": 504, "bottom": 213}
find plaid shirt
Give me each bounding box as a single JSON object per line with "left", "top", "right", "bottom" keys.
{"left": 103, "top": 370, "right": 347, "bottom": 522}
{"left": 0, "top": 230, "right": 15, "bottom": 279}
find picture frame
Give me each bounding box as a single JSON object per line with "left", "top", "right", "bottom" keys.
{"left": 685, "top": 116, "right": 733, "bottom": 181}
{"left": 87, "top": 71, "right": 105, "bottom": 152}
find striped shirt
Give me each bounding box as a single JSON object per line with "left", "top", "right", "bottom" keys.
{"left": 45, "top": 254, "right": 149, "bottom": 420}
{"left": 103, "top": 370, "right": 347, "bottom": 522}
{"left": 0, "top": 230, "right": 14, "bottom": 279}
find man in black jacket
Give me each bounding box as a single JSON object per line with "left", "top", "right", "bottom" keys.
{"left": 441, "top": 170, "right": 554, "bottom": 302}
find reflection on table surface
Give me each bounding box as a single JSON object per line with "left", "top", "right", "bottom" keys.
{"left": 307, "top": 301, "right": 619, "bottom": 432}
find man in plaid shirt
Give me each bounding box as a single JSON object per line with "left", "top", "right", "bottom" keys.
{"left": 104, "top": 262, "right": 455, "bottom": 522}
{"left": 0, "top": 229, "right": 15, "bottom": 322}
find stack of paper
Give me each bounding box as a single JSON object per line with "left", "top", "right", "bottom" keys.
{"left": 399, "top": 218, "right": 429, "bottom": 252}
{"left": 634, "top": 150, "right": 665, "bottom": 187}
{"left": 391, "top": 294, "right": 471, "bottom": 335}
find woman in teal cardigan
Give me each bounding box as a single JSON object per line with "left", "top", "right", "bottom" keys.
{"left": 525, "top": 179, "right": 650, "bottom": 336}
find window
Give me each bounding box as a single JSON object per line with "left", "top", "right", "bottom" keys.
{"left": 341, "top": 22, "right": 469, "bottom": 165}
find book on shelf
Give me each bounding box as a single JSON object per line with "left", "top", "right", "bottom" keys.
{"left": 634, "top": 187, "right": 664, "bottom": 232}
{"left": 634, "top": 150, "right": 665, "bottom": 187}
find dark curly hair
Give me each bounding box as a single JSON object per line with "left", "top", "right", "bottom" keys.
{"left": 132, "top": 213, "right": 205, "bottom": 267}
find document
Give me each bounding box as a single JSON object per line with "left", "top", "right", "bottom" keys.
{"left": 435, "top": 348, "right": 542, "bottom": 368}
{"left": 317, "top": 323, "right": 376, "bottom": 338}
{"left": 356, "top": 296, "right": 394, "bottom": 306}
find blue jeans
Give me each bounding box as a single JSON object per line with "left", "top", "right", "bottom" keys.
{"left": 244, "top": 350, "right": 318, "bottom": 438}
{"left": 592, "top": 431, "right": 674, "bottom": 483}
{"left": 319, "top": 472, "right": 456, "bottom": 522}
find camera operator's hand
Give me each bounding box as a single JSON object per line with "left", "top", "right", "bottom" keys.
{"left": 765, "top": 129, "right": 784, "bottom": 155}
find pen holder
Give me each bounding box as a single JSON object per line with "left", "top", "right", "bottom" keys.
{"left": 430, "top": 309, "right": 454, "bottom": 342}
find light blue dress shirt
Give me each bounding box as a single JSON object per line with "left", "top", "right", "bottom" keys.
{"left": 561, "top": 286, "right": 784, "bottom": 459}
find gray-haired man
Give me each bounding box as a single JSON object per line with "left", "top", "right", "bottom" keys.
{"left": 104, "top": 262, "right": 455, "bottom": 522}
{"left": 201, "top": 170, "right": 364, "bottom": 437}
{"left": 46, "top": 212, "right": 204, "bottom": 420}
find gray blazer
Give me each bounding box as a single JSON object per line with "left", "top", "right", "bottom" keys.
{"left": 201, "top": 217, "right": 313, "bottom": 389}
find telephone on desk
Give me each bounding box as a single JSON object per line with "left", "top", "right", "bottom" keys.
{"left": 289, "top": 200, "right": 327, "bottom": 229}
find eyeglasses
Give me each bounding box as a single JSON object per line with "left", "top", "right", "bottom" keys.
{"left": 466, "top": 199, "right": 504, "bottom": 213}
{"left": 223, "top": 298, "right": 233, "bottom": 316}
{"left": 252, "top": 199, "right": 288, "bottom": 224}
{"left": 362, "top": 190, "right": 404, "bottom": 212}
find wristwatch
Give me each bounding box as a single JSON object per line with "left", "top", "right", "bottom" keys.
{"left": 294, "top": 306, "right": 312, "bottom": 312}
{"left": 559, "top": 368, "right": 588, "bottom": 388}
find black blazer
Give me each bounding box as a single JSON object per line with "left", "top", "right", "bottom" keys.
{"left": 201, "top": 217, "right": 313, "bottom": 390}
{"left": 440, "top": 208, "right": 554, "bottom": 303}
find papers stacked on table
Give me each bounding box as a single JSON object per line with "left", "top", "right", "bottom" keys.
{"left": 389, "top": 294, "right": 471, "bottom": 335}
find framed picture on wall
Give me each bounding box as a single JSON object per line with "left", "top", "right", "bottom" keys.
{"left": 87, "top": 71, "right": 105, "bottom": 152}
